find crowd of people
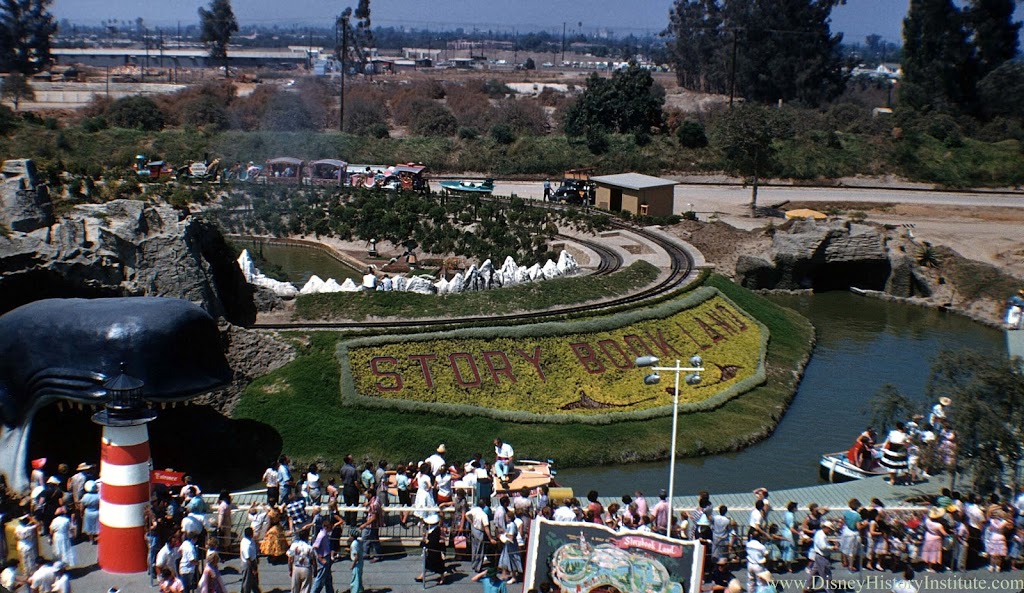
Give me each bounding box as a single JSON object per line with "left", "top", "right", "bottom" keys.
{"left": 7, "top": 421, "right": 1024, "bottom": 593}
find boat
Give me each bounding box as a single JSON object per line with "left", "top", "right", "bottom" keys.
{"left": 494, "top": 459, "right": 559, "bottom": 494}
{"left": 819, "top": 451, "right": 888, "bottom": 482}
{"left": 439, "top": 178, "right": 494, "bottom": 195}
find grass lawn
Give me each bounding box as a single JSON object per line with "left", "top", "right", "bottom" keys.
{"left": 293, "top": 260, "right": 661, "bottom": 321}
{"left": 232, "top": 275, "right": 814, "bottom": 471}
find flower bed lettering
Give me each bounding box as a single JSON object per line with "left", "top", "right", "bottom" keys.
{"left": 339, "top": 288, "right": 769, "bottom": 423}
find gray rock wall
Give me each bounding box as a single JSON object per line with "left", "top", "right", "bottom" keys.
{"left": 0, "top": 159, "right": 53, "bottom": 232}
{"left": 0, "top": 199, "right": 255, "bottom": 325}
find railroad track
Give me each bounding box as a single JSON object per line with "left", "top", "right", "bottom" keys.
{"left": 252, "top": 221, "right": 693, "bottom": 331}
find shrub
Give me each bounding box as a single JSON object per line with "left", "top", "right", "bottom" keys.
{"left": 344, "top": 87, "right": 389, "bottom": 135}
{"left": 107, "top": 96, "right": 165, "bottom": 131}
{"left": 368, "top": 122, "right": 390, "bottom": 139}
{"left": 925, "top": 113, "right": 963, "bottom": 147}
{"left": 181, "top": 95, "right": 229, "bottom": 130}
{"left": 411, "top": 103, "right": 457, "bottom": 137}
{"left": 445, "top": 84, "right": 494, "bottom": 131}
{"left": 494, "top": 98, "right": 548, "bottom": 135}
{"left": 458, "top": 126, "right": 479, "bottom": 140}
{"left": 227, "top": 85, "right": 277, "bottom": 131}
{"left": 490, "top": 123, "right": 516, "bottom": 145}
{"left": 676, "top": 120, "right": 708, "bottom": 148}
{"left": 260, "top": 91, "right": 316, "bottom": 131}
{"left": 481, "top": 78, "right": 512, "bottom": 98}
{"left": 586, "top": 127, "right": 609, "bottom": 154}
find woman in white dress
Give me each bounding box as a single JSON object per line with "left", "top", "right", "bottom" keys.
{"left": 49, "top": 507, "right": 76, "bottom": 567}
{"left": 413, "top": 463, "right": 437, "bottom": 524}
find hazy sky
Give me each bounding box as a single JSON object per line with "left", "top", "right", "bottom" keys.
{"left": 51, "top": 0, "right": 916, "bottom": 42}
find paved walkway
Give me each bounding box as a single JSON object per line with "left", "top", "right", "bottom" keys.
{"left": 50, "top": 530, "right": 1024, "bottom": 593}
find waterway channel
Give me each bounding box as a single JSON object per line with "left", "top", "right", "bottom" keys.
{"left": 557, "top": 292, "right": 1004, "bottom": 496}
{"left": 242, "top": 244, "right": 1005, "bottom": 496}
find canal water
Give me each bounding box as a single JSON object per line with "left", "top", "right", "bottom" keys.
{"left": 245, "top": 241, "right": 363, "bottom": 285}
{"left": 557, "top": 292, "right": 1004, "bottom": 496}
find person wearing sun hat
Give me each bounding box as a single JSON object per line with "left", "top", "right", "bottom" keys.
{"left": 921, "top": 507, "right": 948, "bottom": 572}
{"left": 415, "top": 514, "right": 448, "bottom": 585}
{"left": 426, "top": 445, "right": 447, "bottom": 477}
{"left": 930, "top": 397, "right": 952, "bottom": 427}
{"left": 81, "top": 480, "right": 100, "bottom": 544}
{"left": 709, "top": 557, "right": 734, "bottom": 593}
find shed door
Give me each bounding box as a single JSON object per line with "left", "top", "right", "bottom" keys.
{"left": 610, "top": 188, "right": 623, "bottom": 212}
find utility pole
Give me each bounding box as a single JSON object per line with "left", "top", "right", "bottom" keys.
{"left": 339, "top": 18, "right": 348, "bottom": 132}
{"left": 728, "top": 28, "right": 738, "bottom": 107}
{"left": 561, "top": 22, "right": 566, "bottom": 66}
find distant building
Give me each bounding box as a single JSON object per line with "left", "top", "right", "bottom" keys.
{"left": 591, "top": 173, "right": 678, "bottom": 217}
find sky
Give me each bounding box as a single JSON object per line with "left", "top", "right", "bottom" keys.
{"left": 51, "top": 0, "right": 915, "bottom": 43}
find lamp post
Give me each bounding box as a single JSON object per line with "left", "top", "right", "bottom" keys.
{"left": 635, "top": 354, "right": 705, "bottom": 539}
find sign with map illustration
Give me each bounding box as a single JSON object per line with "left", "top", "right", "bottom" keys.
{"left": 524, "top": 518, "right": 703, "bottom": 593}
{"left": 338, "top": 287, "right": 768, "bottom": 423}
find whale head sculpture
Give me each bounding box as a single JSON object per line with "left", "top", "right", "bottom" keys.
{"left": 0, "top": 297, "right": 232, "bottom": 491}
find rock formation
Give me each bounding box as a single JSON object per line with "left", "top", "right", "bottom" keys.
{"left": 736, "top": 220, "right": 893, "bottom": 292}
{"left": 0, "top": 197, "right": 255, "bottom": 325}
{"left": 0, "top": 159, "right": 52, "bottom": 232}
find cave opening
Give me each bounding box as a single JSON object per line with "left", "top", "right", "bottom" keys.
{"left": 27, "top": 402, "right": 282, "bottom": 491}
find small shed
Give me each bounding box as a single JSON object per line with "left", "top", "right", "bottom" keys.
{"left": 590, "top": 173, "right": 678, "bottom": 217}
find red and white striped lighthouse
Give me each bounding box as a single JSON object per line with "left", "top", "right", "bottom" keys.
{"left": 93, "top": 365, "right": 157, "bottom": 574}
{"left": 98, "top": 424, "right": 152, "bottom": 573}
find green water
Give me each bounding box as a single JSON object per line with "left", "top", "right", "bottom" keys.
{"left": 245, "top": 242, "right": 363, "bottom": 286}
{"left": 559, "top": 292, "right": 1005, "bottom": 494}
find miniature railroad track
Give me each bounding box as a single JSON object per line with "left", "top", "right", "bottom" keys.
{"left": 252, "top": 220, "right": 693, "bottom": 331}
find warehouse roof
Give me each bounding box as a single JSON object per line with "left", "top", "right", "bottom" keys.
{"left": 590, "top": 173, "right": 678, "bottom": 191}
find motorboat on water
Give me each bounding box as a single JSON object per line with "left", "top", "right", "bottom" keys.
{"left": 819, "top": 450, "right": 888, "bottom": 482}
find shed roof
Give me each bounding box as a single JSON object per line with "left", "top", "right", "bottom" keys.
{"left": 590, "top": 173, "right": 677, "bottom": 191}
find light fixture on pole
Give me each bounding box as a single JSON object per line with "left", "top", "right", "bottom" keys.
{"left": 635, "top": 354, "right": 705, "bottom": 539}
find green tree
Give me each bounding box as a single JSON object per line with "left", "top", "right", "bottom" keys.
{"left": 198, "top": 0, "right": 238, "bottom": 78}
{"left": 926, "top": 350, "right": 1024, "bottom": 493}
{"left": 977, "top": 62, "right": 1024, "bottom": 119}
{"left": 107, "top": 95, "right": 164, "bottom": 130}
{"left": 711, "top": 104, "right": 794, "bottom": 212}
{"left": 965, "top": 0, "right": 1020, "bottom": 83}
{"left": 900, "top": 0, "right": 976, "bottom": 112}
{"left": 563, "top": 65, "right": 664, "bottom": 136}
{"left": 666, "top": 0, "right": 846, "bottom": 106}
{"left": 0, "top": 0, "right": 57, "bottom": 75}
{"left": 666, "top": 0, "right": 727, "bottom": 93}
{"left": 1, "top": 70, "right": 32, "bottom": 110}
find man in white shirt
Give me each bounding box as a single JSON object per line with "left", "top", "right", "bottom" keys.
{"left": 805, "top": 522, "right": 836, "bottom": 593}
{"left": 493, "top": 438, "right": 514, "bottom": 482}
{"left": 287, "top": 531, "right": 315, "bottom": 593}
{"left": 239, "top": 527, "right": 260, "bottom": 593}
{"left": 748, "top": 499, "right": 769, "bottom": 540}
{"left": 553, "top": 499, "right": 577, "bottom": 523}
{"left": 425, "top": 445, "right": 446, "bottom": 477}
{"left": 262, "top": 464, "right": 281, "bottom": 505}
{"left": 178, "top": 536, "right": 199, "bottom": 593}
{"left": 744, "top": 533, "right": 767, "bottom": 593}
{"left": 154, "top": 534, "right": 182, "bottom": 578}
{"left": 28, "top": 561, "right": 57, "bottom": 593}
{"left": 465, "top": 499, "right": 494, "bottom": 573}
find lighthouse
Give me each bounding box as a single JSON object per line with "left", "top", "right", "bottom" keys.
{"left": 92, "top": 364, "right": 158, "bottom": 574}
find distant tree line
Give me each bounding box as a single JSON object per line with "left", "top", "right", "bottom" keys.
{"left": 665, "top": 0, "right": 847, "bottom": 107}
{"left": 900, "top": 0, "right": 1021, "bottom": 117}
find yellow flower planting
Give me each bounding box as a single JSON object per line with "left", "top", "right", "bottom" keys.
{"left": 342, "top": 290, "right": 768, "bottom": 422}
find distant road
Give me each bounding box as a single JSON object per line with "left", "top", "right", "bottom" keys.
{"left": 487, "top": 180, "right": 1024, "bottom": 211}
